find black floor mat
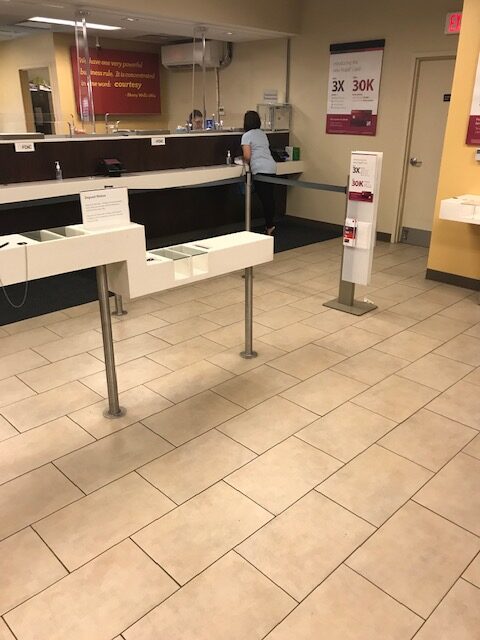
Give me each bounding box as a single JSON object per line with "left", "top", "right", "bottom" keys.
{"left": 1, "top": 217, "right": 341, "bottom": 326}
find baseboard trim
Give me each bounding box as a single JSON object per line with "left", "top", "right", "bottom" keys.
{"left": 400, "top": 227, "right": 431, "bottom": 247}
{"left": 286, "top": 216, "right": 391, "bottom": 242}
{"left": 426, "top": 269, "right": 480, "bottom": 292}
{"left": 377, "top": 231, "right": 392, "bottom": 243}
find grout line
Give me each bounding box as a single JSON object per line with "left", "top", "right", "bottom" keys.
{"left": 129, "top": 537, "right": 181, "bottom": 588}
{"left": 410, "top": 499, "right": 480, "bottom": 539}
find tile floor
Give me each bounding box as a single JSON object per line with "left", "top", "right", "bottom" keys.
{"left": 0, "top": 237, "right": 479, "bottom": 640}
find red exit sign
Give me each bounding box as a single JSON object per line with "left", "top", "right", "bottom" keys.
{"left": 445, "top": 12, "right": 462, "bottom": 34}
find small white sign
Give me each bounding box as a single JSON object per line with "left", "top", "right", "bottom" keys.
{"left": 151, "top": 136, "right": 166, "bottom": 146}
{"left": 263, "top": 89, "right": 278, "bottom": 103}
{"left": 80, "top": 187, "right": 130, "bottom": 230}
{"left": 15, "top": 141, "right": 35, "bottom": 153}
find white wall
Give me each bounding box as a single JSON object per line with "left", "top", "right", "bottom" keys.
{"left": 288, "top": 0, "right": 463, "bottom": 235}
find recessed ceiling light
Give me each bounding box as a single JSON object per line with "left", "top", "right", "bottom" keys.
{"left": 28, "top": 16, "right": 122, "bottom": 31}
{"left": 226, "top": 31, "right": 233, "bottom": 35}
{"left": 124, "top": 17, "right": 138, "bottom": 22}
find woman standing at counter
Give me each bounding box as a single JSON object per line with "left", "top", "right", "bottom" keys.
{"left": 241, "top": 110, "right": 276, "bottom": 236}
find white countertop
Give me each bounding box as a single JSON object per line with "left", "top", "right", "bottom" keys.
{"left": 439, "top": 195, "right": 480, "bottom": 225}
{"left": 0, "top": 161, "right": 305, "bottom": 206}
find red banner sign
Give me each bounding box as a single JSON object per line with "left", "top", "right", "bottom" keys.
{"left": 71, "top": 47, "right": 161, "bottom": 115}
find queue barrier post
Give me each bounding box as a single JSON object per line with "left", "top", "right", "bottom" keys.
{"left": 241, "top": 168, "right": 258, "bottom": 359}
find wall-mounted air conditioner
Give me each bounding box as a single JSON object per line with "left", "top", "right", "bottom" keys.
{"left": 161, "top": 41, "right": 225, "bottom": 70}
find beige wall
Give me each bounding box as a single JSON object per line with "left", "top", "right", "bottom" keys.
{"left": 0, "top": 33, "right": 60, "bottom": 133}
{"left": 165, "top": 38, "right": 288, "bottom": 130}
{"left": 288, "top": 0, "right": 462, "bottom": 234}
{"left": 427, "top": 0, "right": 480, "bottom": 281}
{"left": 53, "top": 34, "right": 169, "bottom": 134}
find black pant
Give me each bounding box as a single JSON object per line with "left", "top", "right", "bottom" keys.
{"left": 254, "top": 174, "right": 275, "bottom": 229}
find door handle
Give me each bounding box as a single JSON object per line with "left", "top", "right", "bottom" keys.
{"left": 410, "top": 157, "right": 423, "bottom": 167}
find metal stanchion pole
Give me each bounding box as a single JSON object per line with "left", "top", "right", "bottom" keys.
{"left": 241, "top": 169, "right": 257, "bottom": 359}
{"left": 96, "top": 265, "right": 125, "bottom": 418}
{"left": 112, "top": 293, "right": 128, "bottom": 316}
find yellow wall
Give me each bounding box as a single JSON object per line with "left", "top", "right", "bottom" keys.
{"left": 165, "top": 39, "right": 288, "bottom": 130}
{"left": 53, "top": 34, "right": 169, "bottom": 134}
{"left": 0, "top": 33, "right": 60, "bottom": 133}
{"left": 287, "top": 0, "right": 462, "bottom": 234}
{"left": 427, "top": 0, "right": 480, "bottom": 281}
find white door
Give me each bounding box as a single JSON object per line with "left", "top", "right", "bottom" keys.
{"left": 400, "top": 57, "right": 455, "bottom": 245}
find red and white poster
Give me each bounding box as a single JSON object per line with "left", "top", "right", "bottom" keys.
{"left": 466, "top": 54, "right": 480, "bottom": 145}
{"left": 71, "top": 47, "right": 161, "bottom": 115}
{"left": 326, "top": 40, "right": 385, "bottom": 136}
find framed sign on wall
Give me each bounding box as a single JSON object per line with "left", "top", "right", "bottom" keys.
{"left": 71, "top": 47, "right": 161, "bottom": 115}
{"left": 326, "top": 39, "right": 385, "bottom": 136}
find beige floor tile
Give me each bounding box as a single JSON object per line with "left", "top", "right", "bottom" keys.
{"left": 150, "top": 317, "right": 219, "bottom": 345}
{"left": 282, "top": 370, "right": 367, "bottom": 416}
{"left": 0, "top": 416, "right": 17, "bottom": 442}
{"left": 255, "top": 290, "right": 302, "bottom": 311}
{"left": 258, "top": 322, "right": 326, "bottom": 351}
{"left": 0, "top": 349, "right": 48, "bottom": 381}
{"left": 218, "top": 396, "right": 316, "bottom": 454}
{"left": 56, "top": 423, "right": 172, "bottom": 493}
{"left": 254, "top": 306, "right": 312, "bottom": 330}
{"left": 199, "top": 287, "right": 245, "bottom": 308}
{"left": 332, "top": 348, "right": 409, "bottom": 385}
{"left": 117, "top": 296, "right": 167, "bottom": 318}
{"left": 139, "top": 430, "right": 255, "bottom": 503}
{"left": 440, "top": 298, "right": 480, "bottom": 324}
{"left": 34, "top": 473, "right": 174, "bottom": 570}
{"left": 146, "top": 360, "right": 233, "bottom": 404}
{"left": 213, "top": 365, "right": 298, "bottom": 409}
{"left": 427, "top": 381, "right": 480, "bottom": 429}
{"left": 463, "top": 554, "right": 480, "bottom": 587}
{"left": 205, "top": 320, "right": 271, "bottom": 348}
{"left": 268, "top": 344, "right": 345, "bottom": 380}
{"left": 464, "top": 434, "right": 480, "bottom": 459}
{"left": 134, "top": 482, "right": 272, "bottom": 585}
{"left": 153, "top": 284, "right": 205, "bottom": 305}
{"left": 0, "top": 327, "right": 58, "bottom": 359}
{"left": 207, "top": 342, "right": 285, "bottom": 374}
{"left": 1, "top": 381, "right": 101, "bottom": 432}
{"left": 89, "top": 333, "right": 169, "bottom": 365}
{"left": 143, "top": 390, "right": 242, "bottom": 446}
{"left": 69, "top": 385, "right": 172, "bottom": 439}
{"left": 315, "top": 325, "right": 383, "bottom": 356}
{"left": 418, "top": 283, "right": 471, "bottom": 306}
{"left": 347, "top": 501, "right": 480, "bottom": 618}
{"left": 154, "top": 300, "right": 215, "bottom": 323}
{"left": 238, "top": 492, "right": 374, "bottom": 600}
{"left": 410, "top": 314, "right": 472, "bottom": 341}
{"left": 48, "top": 312, "right": 104, "bottom": 338}
{"left": 354, "top": 311, "right": 416, "bottom": 337}
{"left": 415, "top": 453, "right": 480, "bottom": 535}
{"left": 297, "top": 402, "right": 396, "bottom": 462}
{"left": 63, "top": 300, "right": 100, "bottom": 318}
{"left": 5, "top": 539, "right": 177, "bottom": 640}
{"left": 123, "top": 551, "right": 295, "bottom": 640}
{"left": 110, "top": 314, "right": 168, "bottom": 342}
{"left": 353, "top": 375, "right": 438, "bottom": 422}
{"left": 266, "top": 564, "right": 421, "bottom": 640}
{"left": 464, "top": 366, "right": 480, "bottom": 386}
{"left": 0, "top": 528, "right": 66, "bottom": 614}
{"left": 288, "top": 293, "right": 332, "bottom": 314}
{"left": 373, "top": 283, "right": 422, "bottom": 303}
{"left": 414, "top": 579, "right": 480, "bottom": 640}
{"left": 260, "top": 259, "right": 307, "bottom": 276}
{"left": 466, "top": 321, "right": 480, "bottom": 339}
{"left": 397, "top": 353, "right": 473, "bottom": 391}
{"left": 388, "top": 298, "right": 445, "bottom": 321}
{"left": 81, "top": 357, "right": 170, "bottom": 397}
{"left": 319, "top": 445, "right": 432, "bottom": 525}
{"left": 148, "top": 336, "right": 226, "bottom": 371}
{"left": 0, "top": 416, "right": 93, "bottom": 486}
{"left": 0, "top": 465, "right": 82, "bottom": 541}
{"left": 226, "top": 437, "right": 341, "bottom": 514}
{"left": 193, "top": 275, "right": 243, "bottom": 295}
{"left": 0, "top": 619, "right": 15, "bottom": 639}
{"left": 33, "top": 329, "right": 104, "bottom": 362}
{"left": 0, "top": 377, "right": 35, "bottom": 409}
{"left": 374, "top": 331, "right": 442, "bottom": 362}
{"left": 4, "top": 311, "right": 69, "bottom": 335}
{"left": 434, "top": 334, "right": 480, "bottom": 366}
{"left": 200, "top": 302, "right": 259, "bottom": 327}
{"left": 18, "top": 353, "right": 105, "bottom": 393}
{"left": 380, "top": 409, "right": 476, "bottom": 471}
{"left": 302, "top": 309, "right": 358, "bottom": 334}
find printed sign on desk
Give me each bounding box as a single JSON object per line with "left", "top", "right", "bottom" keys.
{"left": 326, "top": 40, "right": 385, "bottom": 136}
{"left": 466, "top": 54, "right": 480, "bottom": 145}
{"left": 71, "top": 47, "right": 161, "bottom": 115}
{"left": 81, "top": 187, "right": 130, "bottom": 230}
